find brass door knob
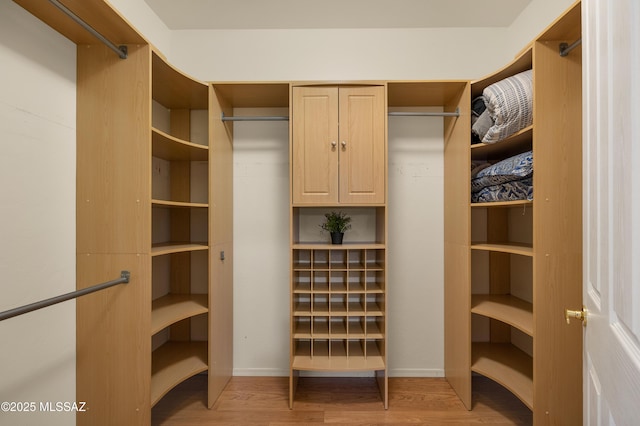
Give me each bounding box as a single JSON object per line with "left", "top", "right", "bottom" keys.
{"left": 565, "top": 307, "right": 587, "bottom": 325}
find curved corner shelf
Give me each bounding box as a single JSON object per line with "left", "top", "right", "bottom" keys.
{"left": 470, "top": 242, "right": 533, "bottom": 257}
{"left": 471, "top": 295, "right": 533, "bottom": 336}
{"left": 471, "top": 200, "right": 533, "bottom": 208}
{"left": 152, "top": 127, "right": 208, "bottom": 161}
{"left": 151, "top": 242, "right": 209, "bottom": 257}
{"left": 151, "top": 294, "right": 208, "bottom": 336}
{"left": 151, "top": 341, "right": 208, "bottom": 407}
{"left": 152, "top": 199, "right": 208, "bottom": 208}
{"left": 471, "top": 47, "right": 533, "bottom": 98}
{"left": 152, "top": 51, "right": 208, "bottom": 110}
{"left": 472, "top": 342, "right": 533, "bottom": 410}
{"left": 471, "top": 126, "right": 533, "bottom": 160}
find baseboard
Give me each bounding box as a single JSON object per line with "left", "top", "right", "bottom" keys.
{"left": 233, "top": 368, "right": 289, "bottom": 376}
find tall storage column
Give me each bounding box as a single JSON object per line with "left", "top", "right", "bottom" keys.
{"left": 289, "top": 84, "right": 388, "bottom": 408}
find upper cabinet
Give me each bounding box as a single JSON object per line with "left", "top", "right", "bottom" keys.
{"left": 291, "top": 85, "right": 386, "bottom": 205}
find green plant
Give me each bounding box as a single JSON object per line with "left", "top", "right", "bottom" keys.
{"left": 320, "top": 211, "right": 352, "bottom": 234}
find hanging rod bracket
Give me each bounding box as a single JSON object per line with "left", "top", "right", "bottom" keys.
{"left": 559, "top": 39, "right": 582, "bottom": 57}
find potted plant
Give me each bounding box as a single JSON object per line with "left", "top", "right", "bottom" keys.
{"left": 320, "top": 211, "right": 352, "bottom": 244}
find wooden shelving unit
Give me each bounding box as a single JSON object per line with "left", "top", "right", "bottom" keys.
{"left": 289, "top": 83, "right": 389, "bottom": 408}
{"left": 445, "top": 2, "right": 584, "bottom": 424}
{"left": 13, "top": 1, "right": 235, "bottom": 421}
{"left": 149, "top": 48, "right": 212, "bottom": 408}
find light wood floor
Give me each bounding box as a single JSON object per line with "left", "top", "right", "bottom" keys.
{"left": 152, "top": 375, "right": 532, "bottom": 425}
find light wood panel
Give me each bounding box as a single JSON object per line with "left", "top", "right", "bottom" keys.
{"left": 442, "top": 81, "right": 472, "bottom": 409}
{"left": 531, "top": 2, "right": 583, "bottom": 422}
{"left": 291, "top": 86, "right": 339, "bottom": 204}
{"left": 76, "top": 43, "right": 151, "bottom": 255}
{"left": 208, "top": 242, "right": 234, "bottom": 407}
{"left": 338, "top": 86, "right": 386, "bottom": 204}
{"left": 76, "top": 253, "right": 151, "bottom": 426}
{"left": 210, "top": 85, "right": 235, "bottom": 246}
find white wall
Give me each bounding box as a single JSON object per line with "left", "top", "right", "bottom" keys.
{"left": 169, "top": 27, "right": 508, "bottom": 82}
{"left": 0, "top": 1, "right": 76, "bottom": 425}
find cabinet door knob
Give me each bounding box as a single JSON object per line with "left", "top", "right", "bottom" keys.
{"left": 331, "top": 141, "right": 337, "bottom": 148}
{"left": 341, "top": 141, "right": 347, "bottom": 149}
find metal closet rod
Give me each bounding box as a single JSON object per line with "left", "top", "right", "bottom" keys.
{"left": 221, "top": 108, "right": 460, "bottom": 121}
{"left": 0, "top": 271, "right": 131, "bottom": 322}
{"left": 49, "top": 0, "right": 128, "bottom": 59}
{"left": 388, "top": 108, "right": 460, "bottom": 117}
{"left": 221, "top": 113, "right": 289, "bottom": 122}
{"left": 559, "top": 38, "right": 582, "bottom": 57}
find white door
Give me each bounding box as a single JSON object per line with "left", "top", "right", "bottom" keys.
{"left": 582, "top": 0, "right": 640, "bottom": 424}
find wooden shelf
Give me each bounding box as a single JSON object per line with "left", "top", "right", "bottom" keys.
{"left": 152, "top": 51, "right": 208, "bottom": 110}
{"left": 471, "top": 295, "right": 533, "bottom": 336}
{"left": 293, "top": 243, "right": 386, "bottom": 250}
{"left": 387, "top": 81, "right": 469, "bottom": 107}
{"left": 151, "top": 294, "right": 208, "bottom": 336}
{"left": 292, "top": 340, "right": 385, "bottom": 371}
{"left": 151, "top": 242, "right": 209, "bottom": 256}
{"left": 472, "top": 342, "right": 533, "bottom": 410}
{"left": 212, "top": 82, "right": 290, "bottom": 108}
{"left": 470, "top": 242, "right": 533, "bottom": 257}
{"left": 471, "top": 48, "right": 533, "bottom": 98}
{"left": 152, "top": 128, "right": 209, "bottom": 161}
{"left": 471, "top": 200, "right": 533, "bottom": 208}
{"left": 471, "top": 126, "right": 533, "bottom": 160}
{"left": 151, "top": 341, "right": 208, "bottom": 407}
{"left": 152, "top": 199, "right": 208, "bottom": 208}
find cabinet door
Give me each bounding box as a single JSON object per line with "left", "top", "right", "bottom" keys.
{"left": 338, "top": 86, "right": 386, "bottom": 204}
{"left": 292, "top": 87, "right": 339, "bottom": 204}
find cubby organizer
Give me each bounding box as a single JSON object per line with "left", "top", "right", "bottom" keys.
{"left": 292, "top": 247, "right": 385, "bottom": 366}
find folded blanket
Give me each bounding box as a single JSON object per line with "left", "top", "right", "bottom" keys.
{"left": 471, "top": 177, "right": 533, "bottom": 203}
{"left": 482, "top": 70, "right": 533, "bottom": 143}
{"left": 471, "top": 150, "right": 533, "bottom": 193}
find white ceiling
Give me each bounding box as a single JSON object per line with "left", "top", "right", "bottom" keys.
{"left": 144, "top": 0, "right": 532, "bottom": 30}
